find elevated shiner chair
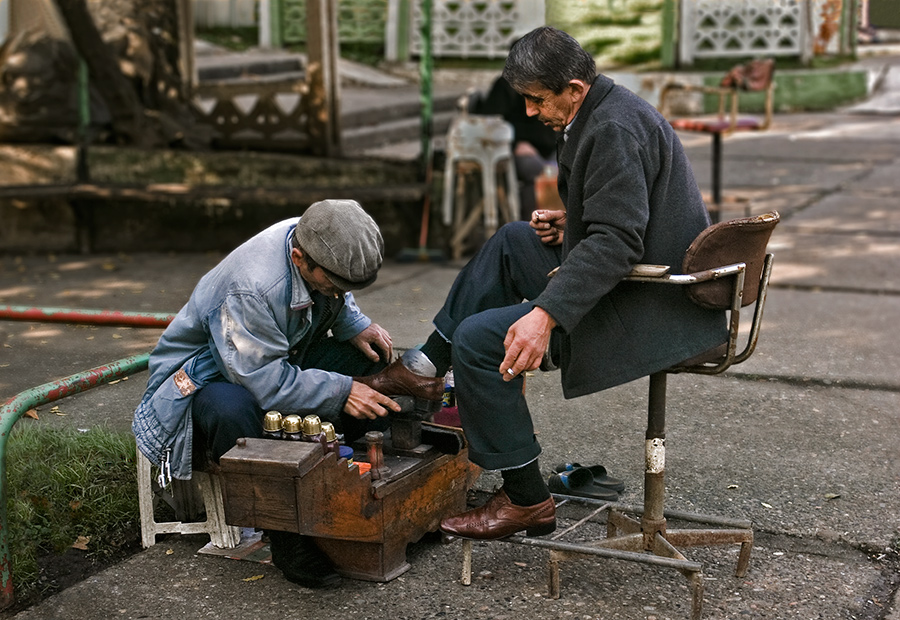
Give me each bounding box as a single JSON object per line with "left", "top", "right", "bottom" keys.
{"left": 458, "top": 211, "right": 780, "bottom": 620}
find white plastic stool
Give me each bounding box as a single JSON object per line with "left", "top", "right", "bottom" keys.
{"left": 441, "top": 114, "right": 520, "bottom": 258}
{"left": 137, "top": 451, "right": 241, "bottom": 549}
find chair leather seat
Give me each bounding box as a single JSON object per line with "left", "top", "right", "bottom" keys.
{"left": 670, "top": 118, "right": 762, "bottom": 134}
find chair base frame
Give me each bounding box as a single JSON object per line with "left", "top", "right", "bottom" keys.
{"left": 458, "top": 373, "right": 753, "bottom": 620}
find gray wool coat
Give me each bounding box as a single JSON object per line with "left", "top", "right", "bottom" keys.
{"left": 532, "top": 74, "right": 727, "bottom": 399}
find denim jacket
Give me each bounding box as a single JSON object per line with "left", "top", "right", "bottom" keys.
{"left": 132, "top": 218, "right": 371, "bottom": 481}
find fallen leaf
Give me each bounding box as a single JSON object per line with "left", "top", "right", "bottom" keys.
{"left": 165, "top": 549, "right": 174, "bottom": 555}
{"left": 24, "top": 409, "right": 39, "bottom": 420}
{"left": 727, "top": 484, "right": 739, "bottom": 489}
{"left": 824, "top": 493, "right": 841, "bottom": 500}
{"left": 761, "top": 502, "right": 773, "bottom": 509}
{"left": 50, "top": 406, "right": 66, "bottom": 416}
{"left": 72, "top": 536, "right": 90, "bottom": 550}
{"left": 242, "top": 574, "right": 265, "bottom": 582}
{"left": 0, "top": 363, "right": 9, "bottom": 368}
{"left": 513, "top": 562, "right": 528, "bottom": 568}
{"left": 85, "top": 336, "right": 94, "bottom": 341}
{"left": 108, "top": 379, "right": 121, "bottom": 385}
{"left": 112, "top": 334, "right": 123, "bottom": 339}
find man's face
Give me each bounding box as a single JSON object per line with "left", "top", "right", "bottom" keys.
{"left": 519, "top": 80, "right": 587, "bottom": 132}
{"left": 291, "top": 248, "right": 346, "bottom": 298}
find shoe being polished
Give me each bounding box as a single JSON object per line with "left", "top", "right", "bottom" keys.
{"left": 440, "top": 489, "right": 556, "bottom": 540}
{"left": 354, "top": 357, "right": 445, "bottom": 405}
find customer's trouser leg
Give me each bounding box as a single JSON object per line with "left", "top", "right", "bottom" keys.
{"left": 433, "top": 221, "right": 562, "bottom": 472}
{"left": 434, "top": 221, "right": 561, "bottom": 339}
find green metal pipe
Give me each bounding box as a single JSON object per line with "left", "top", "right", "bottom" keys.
{"left": 419, "top": 0, "right": 433, "bottom": 179}
{"left": 0, "top": 353, "right": 152, "bottom": 609}
{"left": 0, "top": 306, "right": 176, "bottom": 328}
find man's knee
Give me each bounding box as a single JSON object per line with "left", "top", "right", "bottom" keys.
{"left": 193, "top": 382, "right": 261, "bottom": 431}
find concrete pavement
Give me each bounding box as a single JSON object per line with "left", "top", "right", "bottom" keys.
{"left": 2, "top": 60, "right": 900, "bottom": 619}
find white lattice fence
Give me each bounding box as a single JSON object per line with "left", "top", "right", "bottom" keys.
{"left": 680, "top": 0, "right": 837, "bottom": 64}
{"left": 410, "top": 0, "right": 545, "bottom": 59}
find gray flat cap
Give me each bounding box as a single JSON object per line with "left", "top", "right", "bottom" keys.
{"left": 293, "top": 199, "right": 384, "bottom": 291}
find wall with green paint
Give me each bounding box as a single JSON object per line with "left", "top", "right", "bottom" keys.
{"left": 702, "top": 69, "right": 869, "bottom": 113}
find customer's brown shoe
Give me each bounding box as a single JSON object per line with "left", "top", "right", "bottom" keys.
{"left": 354, "top": 358, "right": 445, "bottom": 407}
{"left": 440, "top": 489, "right": 556, "bottom": 540}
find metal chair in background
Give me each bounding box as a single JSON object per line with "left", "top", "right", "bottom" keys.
{"left": 659, "top": 59, "right": 776, "bottom": 223}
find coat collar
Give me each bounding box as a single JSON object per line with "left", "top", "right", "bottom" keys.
{"left": 558, "top": 74, "right": 616, "bottom": 168}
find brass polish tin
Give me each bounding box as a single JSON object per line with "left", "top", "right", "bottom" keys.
{"left": 263, "top": 411, "right": 283, "bottom": 432}
{"left": 302, "top": 415, "right": 322, "bottom": 436}
{"left": 321, "top": 421, "right": 336, "bottom": 442}
{"left": 281, "top": 414, "right": 302, "bottom": 434}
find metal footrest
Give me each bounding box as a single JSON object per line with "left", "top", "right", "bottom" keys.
{"left": 455, "top": 494, "right": 753, "bottom": 620}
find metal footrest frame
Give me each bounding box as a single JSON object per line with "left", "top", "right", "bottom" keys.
{"left": 458, "top": 495, "right": 752, "bottom": 620}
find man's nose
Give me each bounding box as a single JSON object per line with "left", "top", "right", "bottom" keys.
{"left": 524, "top": 101, "right": 539, "bottom": 117}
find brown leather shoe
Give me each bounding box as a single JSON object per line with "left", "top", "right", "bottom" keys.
{"left": 440, "top": 489, "right": 556, "bottom": 540}
{"left": 354, "top": 358, "right": 445, "bottom": 404}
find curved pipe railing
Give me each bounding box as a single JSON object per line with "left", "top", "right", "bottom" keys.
{"left": 0, "top": 307, "right": 175, "bottom": 609}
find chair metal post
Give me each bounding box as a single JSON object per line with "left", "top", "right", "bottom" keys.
{"left": 642, "top": 371, "right": 668, "bottom": 548}
{"left": 710, "top": 133, "right": 723, "bottom": 223}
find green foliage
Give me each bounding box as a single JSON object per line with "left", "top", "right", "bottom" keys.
{"left": 6, "top": 425, "right": 139, "bottom": 597}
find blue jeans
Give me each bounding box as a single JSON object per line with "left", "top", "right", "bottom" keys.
{"left": 434, "top": 221, "right": 562, "bottom": 470}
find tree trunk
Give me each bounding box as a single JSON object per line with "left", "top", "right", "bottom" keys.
{"left": 52, "top": 0, "right": 153, "bottom": 146}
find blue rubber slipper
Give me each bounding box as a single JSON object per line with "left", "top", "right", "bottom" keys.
{"left": 547, "top": 469, "right": 619, "bottom": 502}
{"left": 553, "top": 462, "right": 626, "bottom": 493}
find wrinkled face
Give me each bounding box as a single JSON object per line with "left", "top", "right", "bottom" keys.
{"left": 519, "top": 81, "right": 586, "bottom": 132}
{"left": 291, "top": 248, "right": 346, "bottom": 299}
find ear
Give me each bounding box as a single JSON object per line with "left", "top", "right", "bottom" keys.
{"left": 566, "top": 79, "right": 589, "bottom": 105}
{"left": 290, "top": 247, "right": 305, "bottom": 268}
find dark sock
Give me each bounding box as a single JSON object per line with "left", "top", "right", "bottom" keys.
{"left": 420, "top": 330, "right": 452, "bottom": 377}
{"left": 501, "top": 460, "right": 551, "bottom": 506}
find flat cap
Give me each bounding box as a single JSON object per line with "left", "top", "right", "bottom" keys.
{"left": 293, "top": 199, "right": 384, "bottom": 291}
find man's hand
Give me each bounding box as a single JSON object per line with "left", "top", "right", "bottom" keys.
{"left": 349, "top": 323, "right": 393, "bottom": 363}
{"left": 499, "top": 307, "right": 557, "bottom": 380}
{"left": 345, "top": 382, "right": 402, "bottom": 420}
{"left": 530, "top": 209, "right": 566, "bottom": 246}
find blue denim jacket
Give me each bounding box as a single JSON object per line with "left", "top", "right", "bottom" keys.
{"left": 132, "top": 218, "right": 371, "bottom": 481}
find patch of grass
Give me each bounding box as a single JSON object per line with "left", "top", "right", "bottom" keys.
{"left": 6, "top": 425, "right": 139, "bottom": 600}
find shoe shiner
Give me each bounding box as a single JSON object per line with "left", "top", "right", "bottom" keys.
{"left": 133, "top": 199, "right": 444, "bottom": 587}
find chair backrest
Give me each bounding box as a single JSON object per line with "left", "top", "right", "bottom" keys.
{"left": 719, "top": 58, "right": 775, "bottom": 92}
{"left": 682, "top": 211, "right": 780, "bottom": 309}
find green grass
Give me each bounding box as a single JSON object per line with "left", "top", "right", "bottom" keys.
{"left": 6, "top": 425, "right": 140, "bottom": 599}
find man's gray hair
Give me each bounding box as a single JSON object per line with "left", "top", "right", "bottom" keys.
{"left": 502, "top": 27, "right": 596, "bottom": 94}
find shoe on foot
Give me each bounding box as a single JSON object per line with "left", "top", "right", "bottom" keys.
{"left": 354, "top": 357, "right": 445, "bottom": 404}
{"left": 266, "top": 530, "right": 341, "bottom": 588}
{"left": 440, "top": 489, "right": 556, "bottom": 540}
